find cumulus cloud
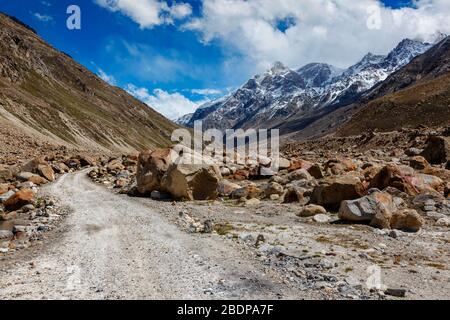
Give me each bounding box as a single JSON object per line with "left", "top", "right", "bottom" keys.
{"left": 185, "top": 0, "right": 450, "bottom": 71}
{"left": 32, "top": 12, "right": 53, "bottom": 22}
{"left": 98, "top": 69, "right": 116, "bottom": 85}
{"left": 95, "top": 0, "right": 192, "bottom": 28}
{"left": 126, "top": 84, "right": 205, "bottom": 120}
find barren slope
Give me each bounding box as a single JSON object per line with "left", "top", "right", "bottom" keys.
{"left": 0, "top": 13, "right": 177, "bottom": 155}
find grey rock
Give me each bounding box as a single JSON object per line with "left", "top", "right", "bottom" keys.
{"left": 0, "top": 190, "right": 15, "bottom": 203}
{"left": 0, "top": 230, "right": 14, "bottom": 239}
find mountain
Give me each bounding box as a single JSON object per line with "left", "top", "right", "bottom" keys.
{"left": 0, "top": 12, "right": 177, "bottom": 155}
{"left": 180, "top": 38, "right": 432, "bottom": 134}
{"left": 337, "top": 36, "right": 450, "bottom": 135}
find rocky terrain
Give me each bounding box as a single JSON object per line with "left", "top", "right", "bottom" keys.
{"left": 0, "top": 12, "right": 449, "bottom": 300}
{"left": 1, "top": 126, "right": 449, "bottom": 299}
{"left": 75, "top": 126, "right": 449, "bottom": 299}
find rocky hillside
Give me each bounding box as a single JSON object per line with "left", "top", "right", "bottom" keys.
{"left": 337, "top": 36, "right": 450, "bottom": 136}
{"left": 0, "top": 13, "right": 177, "bottom": 157}
{"left": 180, "top": 38, "right": 432, "bottom": 134}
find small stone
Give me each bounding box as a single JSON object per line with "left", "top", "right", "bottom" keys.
{"left": 270, "top": 194, "right": 280, "bottom": 201}
{"left": 245, "top": 198, "right": 261, "bottom": 206}
{"left": 298, "top": 204, "right": 327, "bottom": 217}
{"left": 388, "top": 230, "right": 400, "bottom": 239}
{"left": 314, "top": 214, "right": 331, "bottom": 223}
{"left": 436, "top": 217, "right": 450, "bottom": 227}
{"left": 385, "top": 288, "right": 406, "bottom": 298}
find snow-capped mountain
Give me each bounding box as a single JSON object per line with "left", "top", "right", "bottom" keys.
{"left": 179, "top": 38, "right": 433, "bottom": 133}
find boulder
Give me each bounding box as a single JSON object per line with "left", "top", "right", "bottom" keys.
{"left": 106, "top": 159, "right": 125, "bottom": 173}
{"left": 369, "top": 164, "right": 418, "bottom": 195}
{"left": 338, "top": 191, "right": 396, "bottom": 222}
{"left": 411, "top": 174, "right": 444, "bottom": 194}
{"left": 230, "top": 185, "right": 262, "bottom": 200}
{"left": 288, "top": 169, "right": 313, "bottom": 182}
{"left": 37, "top": 164, "right": 55, "bottom": 182}
{"left": 20, "top": 157, "right": 46, "bottom": 173}
{"left": 308, "top": 164, "right": 324, "bottom": 179}
{"left": 220, "top": 167, "right": 231, "bottom": 177}
{"left": 77, "top": 155, "right": 95, "bottom": 167}
{"left": 420, "top": 136, "right": 450, "bottom": 164}
{"left": 136, "top": 149, "right": 173, "bottom": 194}
{"left": 0, "top": 190, "right": 15, "bottom": 203}
{"left": 288, "top": 159, "right": 312, "bottom": 172}
{"left": 28, "top": 175, "right": 49, "bottom": 186}
{"left": 262, "top": 182, "right": 284, "bottom": 197}
{"left": 16, "top": 172, "right": 48, "bottom": 186}
{"left": 297, "top": 204, "right": 327, "bottom": 217}
{"left": 278, "top": 157, "right": 291, "bottom": 170}
{"left": 311, "top": 175, "right": 365, "bottom": 209}
{"left": 325, "top": 158, "right": 357, "bottom": 175}
{"left": 3, "top": 188, "right": 35, "bottom": 212}
{"left": 217, "top": 180, "right": 241, "bottom": 197}
{"left": 370, "top": 203, "right": 393, "bottom": 229}
{"left": 390, "top": 209, "right": 424, "bottom": 232}
{"left": 282, "top": 186, "right": 308, "bottom": 204}
{"left": 161, "top": 163, "right": 222, "bottom": 201}
{"left": 409, "top": 156, "right": 429, "bottom": 170}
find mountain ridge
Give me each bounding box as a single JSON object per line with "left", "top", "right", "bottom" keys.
{"left": 178, "top": 37, "right": 433, "bottom": 135}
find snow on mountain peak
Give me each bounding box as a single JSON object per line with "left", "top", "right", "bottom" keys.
{"left": 178, "top": 38, "right": 433, "bottom": 131}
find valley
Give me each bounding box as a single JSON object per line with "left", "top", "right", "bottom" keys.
{"left": 0, "top": 9, "right": 449, "bottom": 301}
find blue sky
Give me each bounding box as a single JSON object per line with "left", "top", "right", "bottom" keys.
{"left": 0, "top": 0, "right": 448, "bottom": 119}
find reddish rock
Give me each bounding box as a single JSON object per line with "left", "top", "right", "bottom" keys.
{"left": 288, "top": 159, "right": 312, "bottom": 172}
{"left": 390, "top": 209, "right": 424, "bottom": 232}
{"left": 312, "top": 174, "right": 366, "bottom": 209}
{"left": 409, "top": 156, "right": 429, "bottom": 170}
{"left": 37, "top": 164, "right": 55, "bottom": 182}
{"left": 4, "top": 189, "right": 35, "bottom": 212}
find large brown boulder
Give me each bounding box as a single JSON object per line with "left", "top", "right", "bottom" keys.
{"left": 4, "top": 189, "right": 35, "bottom": 212}
{"left": 311, "top": 174, "right": 365, "bottom": 209}
{"left": 217, "top": 180, "right": 241, "bottom": 197}
{"left": 390, "top": 209, "right": 424, "bottom": 232}
{"left": 37, "top": 164, "right": 55, "bottom": 182}
{"left": 369, "top": 164, "right": 418, "bottom": 195}
{"left": 420, "top": 136, "right": 450, "bottom": 164}
{"left": 325, "top": 158, "right": 357, "bottom": 175}
{"left": 136, "top": 149, "right": 173, "bottom": 194}
{"left": 20, "top": 157, "right": 46, "bottom": 173}
{"left": 161, "top": 163, "right": 222, "bottom": 201}
{"left": 20, "top": 157, "right": 55, "bottom": 182}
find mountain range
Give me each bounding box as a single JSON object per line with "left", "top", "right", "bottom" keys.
{"left": 178, "top": 36, "right": 449, "bottom": 138}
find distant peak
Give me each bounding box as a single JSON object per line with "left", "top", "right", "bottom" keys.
{"left": 269, "top": 61, "right": 289, "bottom": 74}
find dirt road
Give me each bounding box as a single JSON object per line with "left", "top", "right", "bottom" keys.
{"left": 0, "top": 170, "right": 305, "bottom": 300}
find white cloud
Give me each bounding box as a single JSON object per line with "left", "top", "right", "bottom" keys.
{"left": 186, "top": 0, "right": 450, "bottom": 71}
{"left": 126, "top": 84, "right": 205, "bottom": 120}
{"left": 95, "top": 0, "right": 192, "bottom": 28}
{"left": 98, "top": 69, "right": 116, "bottom": 85}
{"left": 32, "top": 12, "right": 53, "bottom": 22}
{"left": 191, "top": 88, "right": 223, "bottom": 95}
